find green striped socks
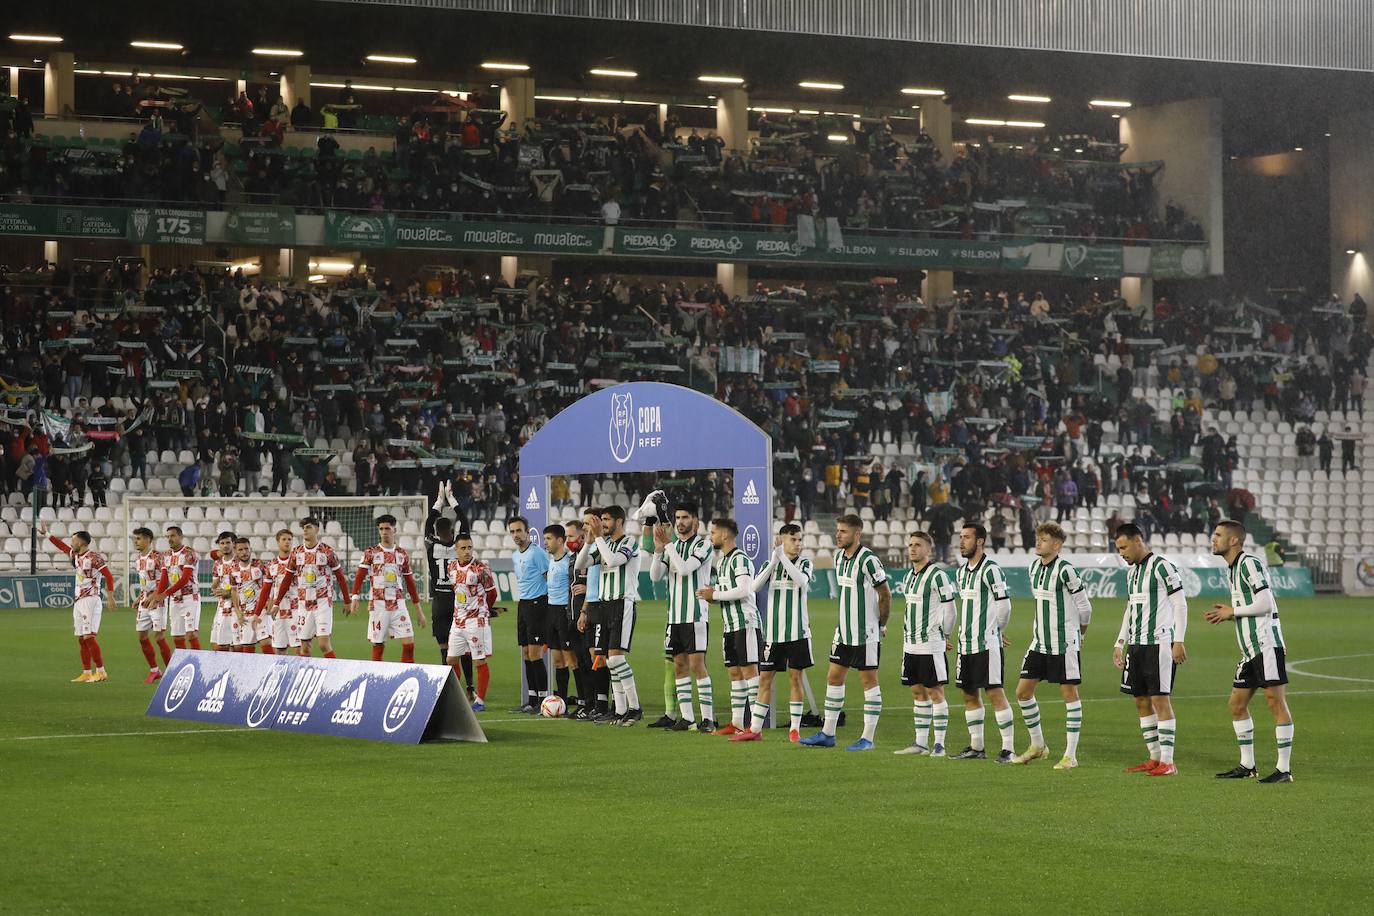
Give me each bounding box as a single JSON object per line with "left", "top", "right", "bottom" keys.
{"left": 1064, "top": 700, "right": 1082, "bottom": 757}
{"left": 995, "top": 706, "right": 1015, "bottom": 752}
{"left": 932, "top": 701, "right": 949, "bottom": 749}
{"left": 1139, "top": 714, "right": 1160, "bottom": 759}
{"left": 788, "top": 700, "right": 804, "bottom": 732}
{"left": 1233, "top": 717, "right": 1256, "bottom": 768}
{"left": 966, "top": 707, "right": 986, "bottom": 751}
{"left": 1017, "top": 698, "right": 1044, "bottom": 747}
{"left": 730, "top": 680, "right": 747, "bottom": 729}
{"left": 675, "top": 676, "right": 694, "bottom": 722}
{"left": 696, "top": 676, "right": 713, "bottom": 723}
{"left": 913, "top": 700, "right": 933, "bottom": 747}
{"left": 862, "top": 687, "right": 881, "bottom": 741}
{"left": 1276, "top": 722, "right": 1294, "bottom": 771}
{"left": 823, "top": 684, "right": 845, "bottom": 736}
{"left": 1157, "top": 717, "right": 1176, "bottom": 764}
{"left": 663, "top": 661, "right": 675, "bottom": 715}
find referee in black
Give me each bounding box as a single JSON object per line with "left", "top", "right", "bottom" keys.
{"left": 508, "top": 516, "right": 552, "bottom": 714}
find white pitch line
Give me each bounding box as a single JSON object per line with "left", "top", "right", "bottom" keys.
{"left": 1285, "top": 653, "right": 1374, "bottom": 684}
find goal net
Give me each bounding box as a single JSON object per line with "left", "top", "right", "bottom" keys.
{"left": 120, "top": 496, "right": 430, "bottom": 606}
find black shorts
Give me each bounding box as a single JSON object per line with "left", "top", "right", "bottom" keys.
{"left": 723, "top": 627, "right": 764, "bottom": 668}
{"left": 956, "top": 648, "right": 1006, "bottom": 691}
{"left": 829, "top": 634, "right": 881, "bottom": 671}
{"left": 666, "top": 620, "right": 709, "bottom": 657}
{"left": 761, "top": 638, "right": 813, "bottom": 672}
{"left": 516, "top": 597, "right": 550, "bottom": 647}
{"left": 548, "top": 602, "right": 578, "bottom": 650}
{"left": 1020, "top": 648, "right": 1082, "bottom": 685}
{"left": 1119, "top": 643, "right": 1176, "bottom": 697}
{"left": 1233, "top": 647, "right": 1288, "bottom": 689}
{"left": 901, "top": 651, "right": 949, "bottom": 687}
{"left": 430, "top": 591, "right": 454, "bottom": 642}
{"left": 589, "top": 598, "right": 635, "bottom": 654}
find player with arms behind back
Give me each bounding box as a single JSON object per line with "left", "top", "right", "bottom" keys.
{"left": 351, "top": 514, "right": 426, "bottom": 663}
{"left": 893, "top": 531, "right": 956, "bottom": 757}
{"left": 130, "top": 526, "right": 173, "bottom": 682}
{"left": 42, "top": 523, "right": 115, "bottom": 682}
{"left": 445, "top": 532, "right": 499, "bottom": 710}
{"left": 254, "top": 529, "right": 299, "bottom": 655}
{"left": 209, "top": 531, "right": 241, "bottom": 652}
{"left": 1113, "top": 523, "right": 1188, "bottom": 777}
{"left": 229, "top": 536, "right": 274, "bottom": 654}
{"left": 751, "top": 523, "right": 815, "bottom": 742}
{"left": 1205, "top": 520, "right": 1295, "bottom": 783}
{"left": 272, "top": 517, "right": 351, "bottom": 658}
{"left": 696, "top": 517, "right": 763, "bottom": 740}
{"left": 1012, "top": 522, "right": 1092, "bottom": 769}
{"left": 801, "top": 514, "right": 891, "bottom": 751}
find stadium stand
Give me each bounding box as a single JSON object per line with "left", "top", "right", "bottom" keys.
{"left": 1, "top": 259, "right": 1366, "bottom": 574}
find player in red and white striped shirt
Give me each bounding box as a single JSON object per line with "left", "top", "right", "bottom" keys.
{"left": 146, "top": 526, "right": 202, "bottom": 650}
{"left": 351, "top": 514, "right": 427, "bottom": 662}
{"left": 131, "top": 526, "right": 174, "bottom": 683}
{"left": 254, "top": 529, "right": 299, "bottom": 653}
{"left": 41, "top": 523, "right": 116, "bottom": 683}
{"left": 270, "top": 517, "right": 352, "bottom": 658}
{"left": 208, "top": 531, "right": 241, "bottom": 651}
{"left": 229, "top": 536, "right": 274, "bottom": 654}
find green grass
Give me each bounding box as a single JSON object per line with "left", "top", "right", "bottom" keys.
{"left": 1, "top": 597, "right": 1372, "bottom": 915}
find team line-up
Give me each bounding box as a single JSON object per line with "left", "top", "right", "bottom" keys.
{"left": 41, "top": 498, "right": 1294, "bottom": 782}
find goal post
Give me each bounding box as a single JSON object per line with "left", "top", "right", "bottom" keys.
{"left": 120, "top": 496, "right": 430, "bottom": 606}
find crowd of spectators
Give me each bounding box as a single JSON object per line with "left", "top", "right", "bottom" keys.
{"left": 2, "top": 253, "right": 1367, "bottom": 548}
{"left": 3, "top": 83, "right": 1204, "bottom": 243}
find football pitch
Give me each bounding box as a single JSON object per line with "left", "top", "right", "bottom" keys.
{"left": 1, "top": 597, "right": 1371, "bottom": 915}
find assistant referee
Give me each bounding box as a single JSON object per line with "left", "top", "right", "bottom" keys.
{"left": 509, "top": 516, "right": 551, "bottom": 714}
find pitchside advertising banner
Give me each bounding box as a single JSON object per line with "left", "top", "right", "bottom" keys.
{"left": 146, "top": 650, "right": 486, "bottom": 744}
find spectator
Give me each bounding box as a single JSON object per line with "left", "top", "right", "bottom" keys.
{"left": 1341, "top": 425, "right": 1359, "bottom": 474}
{"left": 1318, "top": 431, "right": 1334, "bottom": 477}
{"left": 178, "top": 461, "right": 200, "bottom": 497}
{"left": 1054, "top": 470, "right": 1078, "bottom": 522}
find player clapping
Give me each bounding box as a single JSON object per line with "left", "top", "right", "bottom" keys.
{"left": 351, "top": 514, "right": 426, "bottom": 663}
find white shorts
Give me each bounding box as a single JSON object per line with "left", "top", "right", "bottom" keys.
{"left": 210, "top": 612, "right": 239, "bottom": 647}
{"left": 296, "top": 596, "right": 334, "bottom": 640}
{"left": 251, "top": 614, "right": 273, "bottom": 644}
{"left": 73, "top": 596, "right": 102, "bottom": 636}
{"left": 135, "top": 599, "right": 169, "bottom": 633}
{"left": 368, "top": 604, "right": 415, "bottom": 644}
{"left": 168, "top": 595, "right": 201, "bottom": 636}
{"left": 447, "top": 618, "right": 492, "bottom": 660}
{"left": 271, "top": 613, "right": 301, "bottom": 651}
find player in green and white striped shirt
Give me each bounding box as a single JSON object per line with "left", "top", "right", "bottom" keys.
{"left": 696, "top": 517, "right": 762, "bottom": 738}
{"left": 951, "top": 523, "right": 1016, "bottom": 763}
{"left": 893, "top": 531, "right": 956, "bottom": 758}
{"left": 750, "top": 523, "right": 815, "bottom": 740}
{"left": 647, "top": 502, "right": 716, "bottom": 732}
{"left": 1012, "top": 522, "right": 1093, "bottom": 769}
{"left": 800, "top": 514, "right": 891, "bottom": 752}
{"left": 1205, "top": 520, "right": 1295, "bottom": 784}
{"left": 574, "top": 505, "right": 642, "bottom": 725}
{"left": 1113, "top": 523, "right": 1188, "bottom": 777}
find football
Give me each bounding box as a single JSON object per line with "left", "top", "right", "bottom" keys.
{"left": 539, "top": 695, "right": 567, "bottom": 718}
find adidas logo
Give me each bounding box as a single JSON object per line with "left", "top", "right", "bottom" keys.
{"left": 525, "top": 487, "right": 541, "bottom": 510}
{"left": 742, "top": 480, "right": 760, "bottom": 505}
{"left": 330, "top": 680, "right": 367, "bottom": 726}
{"left": 196, "top": 673, "right": 229, "bottom": 713}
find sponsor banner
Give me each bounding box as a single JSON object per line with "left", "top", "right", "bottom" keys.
{"left": 0, "top": 203, "right": 127, "bottom": 239}
{"left": 393, "top": 219, "right": 600, "bottom": 255}
{"left": 1151, "top": 244, "right": 1210, "bottom": 279}
{"left": 613, "top": 228, "right": 1004, "bottom": 270}
{"left": 127, "top": 207, "right": 207, "bottom": 245}
{"left": 1061, "top": 243, "right": 1124, "bottom": 277}
{"left": 325, "top": 210, "right": 397, "bottom": 248}
{"left": 0, "top": 574, "right": 74, "bottom": 609}
{"left": 146, "top": 650, "right": 486, "bottom": 744}
{"left": 226, "top": 205, "right": 296, "bottom": 245}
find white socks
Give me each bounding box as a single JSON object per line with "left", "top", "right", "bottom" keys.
{"left": 1017, "top": 698, "right": 1044, "bottom": 747}
{"left": 1140, "top": 714, "right": 1160, "bottom": 760}
{"left": 696, "top": 676, "right": 714, "bottom": 722}
{"left": 789, "top": 700, "right": 804, "bottom": 733}
{"left": 608, "top": 656, "right": 638, "bottom": 713}
{"left": 675, "top": 676, "right": 694, "bottom": 723}
{"left": 1157, "top": 717, "right": 1177, "bottom": 764}
{"left": 965, "top": 707, "right": 986, "bottom": 751}
{"left": 932, "top": 701, "right": 949, "bottom": 749}
{"left": 913, "top": 700, "right": 933, "bottom": 747}
{"left": 1064, "top": 701, "right": 1083, "bottom": 757}
{"left": 823, "top": 684, "right": 845, "bottom": 736}
{"left": 1276, "top": 722, "right": 1294, "bottom": 771}
{"left": 1234, "top": 717, "right": 1256, "bottom": 768}
{"left": 995, "top": 706, "right": 1015, "bottom": 752}
{"left": 861, "top": 687, "right": 881, "bottom": 742}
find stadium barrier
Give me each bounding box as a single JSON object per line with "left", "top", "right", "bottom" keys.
{"left": 145, "top": 649, "right": 486, "bottom": 744}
